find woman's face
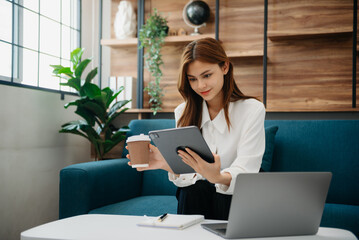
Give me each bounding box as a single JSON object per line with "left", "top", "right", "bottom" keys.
{"left": 186, "top": 60, "right": 229, "bottom": 104}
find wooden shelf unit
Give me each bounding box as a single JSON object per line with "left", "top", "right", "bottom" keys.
{"left": 268, "top": 27, "right": 353, "bottom": 41}
{"left": 101, "top": 34, "right": 216, "bottom": 48}
{"left": 102, "top": 0, "right": 357, "bottom": 116}
{"left": 101, "top": 38, "right": 138, "bottom": 47}
{"left": 101, "top": 36, "right": 263, "bottom": 58}
{"left": 227, "top": 50, "right": 263, "bottom": 58}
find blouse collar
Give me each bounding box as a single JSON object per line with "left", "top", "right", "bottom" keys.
{"left": 201, "top": 100, "right": 231, "bottom": 134}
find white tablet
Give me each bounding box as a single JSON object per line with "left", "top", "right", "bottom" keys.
{"left": 148, "top": 126, "right": 214, "bottom": 174}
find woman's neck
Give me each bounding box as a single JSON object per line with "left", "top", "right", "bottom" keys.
{"left": 206, "top": 99, "right": 223, "bottom": 120}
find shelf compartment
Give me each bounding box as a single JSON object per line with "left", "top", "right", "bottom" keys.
{"left": 101, "top": 38, "right": 138, "bottom": 47}
{"left": 268, "top": 27, "right": 353, "bottom": 40}
{"left": 164, "top": 33, "right": 215, "bottom": 43}
{"left": 101, "top": 34, "right": 216, "bottom": 48}
{"left": 227, "top": 50, "right": 263, "bottom": 58}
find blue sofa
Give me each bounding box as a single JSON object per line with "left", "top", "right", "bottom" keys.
{"left": 59, "top": 119, "right": 359, "bottom": 237}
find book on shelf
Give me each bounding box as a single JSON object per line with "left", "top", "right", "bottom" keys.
{"left": 108, "top": 76, "right": 117, "bottom": 108}
{"left": 109, "top": 76, "right": 137, "bottom": 109}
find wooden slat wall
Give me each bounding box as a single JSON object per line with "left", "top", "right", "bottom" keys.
{"left": 108, "top": 0, "right": 358, "bottom": 112}
{"left": 267, "top": 35, "right": 353, "bottom": 110}
{"left": 220, "top": 0, "right": 264, "bottom": 101}
{"left": 267, "top": 0, "right": 354, "bottom": 111}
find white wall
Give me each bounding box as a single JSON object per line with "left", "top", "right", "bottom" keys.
{"left": 0, "top": 86, "right": 90, "bottom": 239}
{"left": 0, "top": 1, "right": 112, "bottom": 239}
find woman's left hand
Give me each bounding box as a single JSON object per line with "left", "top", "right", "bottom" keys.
{"left": 177, "top": 148, "right": 223, "bottom": 184}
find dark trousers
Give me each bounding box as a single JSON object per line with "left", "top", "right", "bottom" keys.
{"left": 176, "top": 180, "right": 232, "bottom": 220}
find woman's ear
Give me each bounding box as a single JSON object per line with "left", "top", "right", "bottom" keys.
{"left": 222, "top": 61, "right": 230, "bottom": 75}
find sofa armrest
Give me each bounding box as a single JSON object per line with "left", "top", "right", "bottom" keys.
{"left": 59, "top": 158, "right": 142, "bottom": 219}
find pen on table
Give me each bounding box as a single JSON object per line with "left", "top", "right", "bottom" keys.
{"left": 158, "top": 213, "right": 168, "bottom": 222}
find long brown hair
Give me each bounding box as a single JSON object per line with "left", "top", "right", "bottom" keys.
{"left": 177, "top": 37, "right": 255, "bottom": 130}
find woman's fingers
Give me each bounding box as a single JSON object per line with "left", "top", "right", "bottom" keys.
{"left": 178, "top": 150, "right": 196, "bottom": 170}
{"left": 185, "top": 148, "right": 201, "bottom": 161}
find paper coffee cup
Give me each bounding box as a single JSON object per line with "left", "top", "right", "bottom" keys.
{"left": 126, "top": 134, "right": 151, "bottom": 168}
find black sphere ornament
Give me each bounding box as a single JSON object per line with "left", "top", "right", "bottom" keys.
{"left": 186, "top": 1, "right": 210, "bottom": 25}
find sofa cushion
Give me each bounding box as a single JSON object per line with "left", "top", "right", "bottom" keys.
{"left": 88, "top": 195, "right": 178, "bottom": 217}
{"left": 141, "top": 169, "right": 177, "bottom": 196}
{"left": 261, "top": 126, "right": 279, "bottom": 172}
{"left": 123, "top": 119, "right": 178, "bottom": 196}
{"left": 321, "top": 203, "right": 359, "bottom": 238}
{"left": 265, "top": 120, "right": 359, "bottom": 206}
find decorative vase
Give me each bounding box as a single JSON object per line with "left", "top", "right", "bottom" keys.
{"left": 114, "top": 1, "right": 137, "bottom": 39}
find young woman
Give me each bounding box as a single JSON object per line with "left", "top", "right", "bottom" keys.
{"left": 127, "top": 37, "right": 265, "bottom": 220}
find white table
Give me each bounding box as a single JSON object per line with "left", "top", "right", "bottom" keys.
{"left": 21, "top": 214, "right": 357, "bottom": 240}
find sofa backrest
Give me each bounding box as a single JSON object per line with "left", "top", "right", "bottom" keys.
{"left": 265, "top": 120, "right": 359, "bottom": 206}
{"left": 124, "top": 119, "right": 177, "bottom": 196}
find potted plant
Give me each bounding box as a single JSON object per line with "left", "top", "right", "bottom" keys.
{"left": 139, "top": 8, "right": 168, "bottom": 115}
{"left": 50, "top": 48, "right": 130, "bottom": 160}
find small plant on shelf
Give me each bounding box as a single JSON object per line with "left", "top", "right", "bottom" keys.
{"left": 138, "top": 8, "right": 168, "bottom": 115}
{"left": 50, "top": 48, "right": 130, "bottom": 160}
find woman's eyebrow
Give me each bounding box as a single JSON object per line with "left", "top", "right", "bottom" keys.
{"left": 187, "top": 70, "right": 212, "bottom": 77}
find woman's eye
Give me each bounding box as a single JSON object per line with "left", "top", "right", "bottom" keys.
{"left": 188, "top": 78, "right": 196, "bottom": 82}
{"left": 204, "top": 74, "right": 211, "bottom": 78}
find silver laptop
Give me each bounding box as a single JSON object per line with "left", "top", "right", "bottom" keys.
{"left": 201, "top": 172, "right": 332, "bottom": 239}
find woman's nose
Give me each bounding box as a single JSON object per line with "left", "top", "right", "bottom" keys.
{"left": 198, "top": 79, "right": 206, "bottom": 89}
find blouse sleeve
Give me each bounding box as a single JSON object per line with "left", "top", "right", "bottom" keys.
{"left": 215, "top": 104, "right": 266, "bottom": 194}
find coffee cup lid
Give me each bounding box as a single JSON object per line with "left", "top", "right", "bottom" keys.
{"left": 126, "top": 134, "right": 151, "bottom": 143}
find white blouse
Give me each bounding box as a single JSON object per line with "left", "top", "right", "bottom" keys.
{"left": 168, "top": 98, "right": 266, "bottom": 195}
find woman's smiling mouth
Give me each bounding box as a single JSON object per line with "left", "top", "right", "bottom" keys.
{"left": 200, "top": 89, "right": 211, "bottom": 95}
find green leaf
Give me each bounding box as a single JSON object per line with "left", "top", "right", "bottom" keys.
{"left": 108, "top": 99, "right": 130, "bottom": 118}
{"left": 93, "top": 94, "right": 107, "bottom": 110}
{"left": 79, "top": 82, "right": 101, "bottom": 98}
{"left": 108, "top": 86, "right": 124, "bottom": 108}
{"left": 58, "top": 67, "right": 73, "bottom": 75}
{"left": 75, "top": 58, "right": 91, "bottom": 78}
{"left": 59, "top": 120, "right": 90, "bottom": 140}
{"left": 61, "top": 77, "right": 81, "bottom": 92}
{"left": 61, "top": 119, "right": 87, "bottom": 128}
{"left": 50, "top": 65, "right": 64, "bottom": 75}
{"left": 105, "top": 106, "right": 129, "bottom": 130}
{"left": 75, "top": 107, "right": 96, "bottom": 127}
{"left": 71, "top": 48, "right": 84, "bottom": 71}
{"left": 85, "top": 67, "right": 98, "bottom": 83}
{"left": 101, "top": 87, "right": 113, "bottom": 108}
{"left": 78, "top": 125, "right": 102, "bottom": 156}
{"left": 81, "top": 101, "right": 107, "bottom": 123}
{"left": 64, "top": 99, "right": 80, "bottom": 109}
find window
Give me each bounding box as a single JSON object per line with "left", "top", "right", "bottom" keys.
{"left": 0, "top": 0, "right": 81, "bottom": 93}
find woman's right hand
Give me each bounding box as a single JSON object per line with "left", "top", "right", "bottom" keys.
{"left": 126, "top": 144, "right": 174, "bottom": 173}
